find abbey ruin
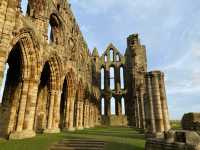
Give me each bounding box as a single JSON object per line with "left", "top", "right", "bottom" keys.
{"left": 0, "top": 0, "right": 177, "bottom": 148}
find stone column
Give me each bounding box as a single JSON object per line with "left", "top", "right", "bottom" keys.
{"left": 75, "top": 101, "right": 80, "bottom": 128}
{"left": 15, "top": 78, "right": 29, "bottom": 132}
{"left": 86, "top": 102, "right": 90, "bottom": 128}
{"left": 83, "top": 100, "right": 88, "bottom": 128}
{"left": 139, "top": 87, "right": 145, "bottom": 129}
{"left": 151, "top": 72, "right": 164, "bottom": 133}
{"left": 105, "top": 97, "right": 111, "bottom": 116}
{"left": 52, "top": 90, "right": 61, "bottom": 132}
{"left": 115, "top": 96, "right": 122, "bottom": 116}
{"left": 115, "top": 65, "right": 121, "bottom": 91}
{"left": 159, "top": 73, "right": 171, "bottom": 131}
{"left": 44, "top": 90, "right": 55, "bottom": 133}
{"left": 78, "top": 101, "right": 84, "bottom": 130}
{"left": 9, "top": 78, "right": 34, "bottom": 139}
{"left": 89, "top": 103, "right": 94, "bottom": 127}
{"left": 22, "top": 79, "right": 38, "bottom": 137}
{"left": 135, "top": 93, "right": 141, "bottom": 128}
{"left": 68, "top": 97, "right": 75, "bottom": 131}
{"left": 145, "top": 74, "right": 156, "bottom": 134}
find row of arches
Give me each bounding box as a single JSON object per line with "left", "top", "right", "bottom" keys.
{"left": 0, "top": 31, "right": 97, "bottom": 138}
{"left": 101, "top": 66, "right": 125, "bottom": 90}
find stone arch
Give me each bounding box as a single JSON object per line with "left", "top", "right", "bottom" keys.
{"left": 0, "top": 30, "right": 40, "bottom": 138}
{"left": 59, "top": 69, "right": 76, "bottom": 129}
{"left": 34, "top": 54, "right": 62, "bottom": 132}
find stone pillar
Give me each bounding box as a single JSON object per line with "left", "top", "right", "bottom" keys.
{"left": 83, "top": 100, "right": 89, "bottom": 128}
{"left": 52, "top": 90, "right": 61, "bottom": 132}
{"left": 22, "top": 79, "right": 38, "bottom": 137}
{"left": 135, "top": 93, "right": 141, "bottom": 128}
{"left": 151, "top": 72, "right": 164, "bottom": 133}
{"left": 9, "top": 78, "right": 35, "bottom": 139}
{"left": 145, "top": 75, "right": 156, "bottom": 134}
{"left": 75, "top": 101, "right": 80, "bottom": 128}
{"left": 86, "top": 102, "right": 90, "bottom": 128}
{"left": 68, "top": 97, "right": 75, "bottom": 131}
{"left": 139, "top": 87, "right": 145, "bottom": 129}
{"left": 115, "top": 96, "right": 122, "bottom": 116}
{"left": 159, "top": 73, "right": 171, "bottom": 131}
{"left": 115, "top": 65, "right": 121, "bottom": 91}
{"left": 105, "top": 97, "right": 111, "bottom": 116}
{"left": 78, "top": 101, "right": 84, "bottom": 130}
{"left": 89, "top": 103, "right": 94, "bottom": 127}
{"left": 44, "top": 90, "right": 55, "bottom": 133}
{"left": 15, "top": 78, "right": 29, "bottom": 132}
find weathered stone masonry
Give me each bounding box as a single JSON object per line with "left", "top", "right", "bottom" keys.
{"left": 0, "top": 0, "right": 170, "bottom": 140}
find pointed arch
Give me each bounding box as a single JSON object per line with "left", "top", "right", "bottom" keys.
{"left": 0, "top": 31, "right": 40, "bottom": 137}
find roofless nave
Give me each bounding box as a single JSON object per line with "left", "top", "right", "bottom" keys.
{"left": 0, "top": 0, "right": 171, "bottom": 146}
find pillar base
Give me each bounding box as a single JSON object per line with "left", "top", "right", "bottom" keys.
{"left": 76, "top": 126, "right": 84, "bottom": 130}
{"left": 43, "top": 128, "right": 60, "bottom": 134}
{"left": 9, "top": 130, "right": 36, "bottom": 140}
{"left": 63, "top": 127, "right": 75, "bottom": 132}
{"left": 84, "top": 126, "right": 90, "bottom": 129}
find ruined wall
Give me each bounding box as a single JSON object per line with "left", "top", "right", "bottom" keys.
{"left": 0, "top": 0, "right": 100, "bottom": 139}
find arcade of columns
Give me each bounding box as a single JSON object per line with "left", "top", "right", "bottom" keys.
{"left": 0, "top": 0, "right": 171, "bottom": 140}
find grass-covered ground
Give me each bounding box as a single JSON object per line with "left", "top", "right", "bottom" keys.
{"left": 0, "top": 127, "right": 146, "bottom": 150}
{"left": 171, "top": 120, "right": 181, "bottom": 130}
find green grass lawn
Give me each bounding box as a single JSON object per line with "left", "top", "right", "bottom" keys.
{"left": 171, "top": 120, "right": 182, "bottom": 130}
{"left": 0, "top": 127, "right": 146, "bottom": 150}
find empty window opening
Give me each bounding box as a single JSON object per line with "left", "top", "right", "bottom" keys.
{"left": 47, "top": 24, "right": 52, "bottom": 43}
{"left": 0, "top": 64, "right": 9, "bottom": 103}
{"left": 110, "top": 67, "right": 115, "bottom": 90}
{"left": 111, "top": 97, "right": 116, "bottom": 115}
{"left": 21, "top": 0, "right": 28, "bottom": 15}
{"left": 104, "top": 55, "right": 107, "bottom": 62}
{"left": 110, "top": 49, "right": 114, "bottom": 62}
{"left": 48, "top": 14, "right": 61, "bottom": 44}
{"left": 101, "top": 98, "right": 105, "bottom": 115}
{"left": 120, "top": 66, "right": 125, "bottom": 89}
{"left": 116, "top": 54, "right": 120, "bottom": 61}
{"left": 121, "top": 97, "right": 125, "bottom": 115}
{"left": 101, "top": 68, "right": 105, "bottom": 90}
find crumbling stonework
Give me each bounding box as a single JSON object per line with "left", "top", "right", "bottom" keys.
{"left": 0, "top": 0, "right": 170, "bottom": 140}
{"left": 145, "top": 130, "right": 200, "bottom": 150}
{"left": 182, "top": 113, "right": 200, "bottom": 131}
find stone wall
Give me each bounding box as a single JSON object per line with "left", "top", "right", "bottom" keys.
{"left": 0, "top": 0, "right": 100, "bottom": 139}
{"left": 146, "top": 130, "right": 200, "bottom": 150}
{"left": 101, "top": 115, "right": 128, "bottom": 126}
{"left": 182, "top": 113, "right": 200, "bottom": 131}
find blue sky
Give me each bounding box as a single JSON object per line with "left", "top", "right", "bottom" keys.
{"left": 69, "top": 0, "right": 200, "bottom": 120}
